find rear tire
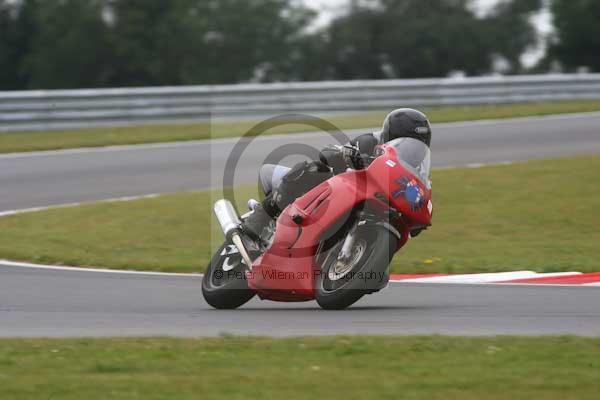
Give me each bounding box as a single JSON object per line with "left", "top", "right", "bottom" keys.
{"left": 202, "top": 242, "right": 256, "bottom": 310}
{"left": 315, "top": 225, "right": 398, "bottom": 310}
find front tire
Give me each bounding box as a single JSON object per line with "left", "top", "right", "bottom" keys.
{"left": 315, "top": 225, "right": 398, "bottom": 310}
{"left": 202, "top": 242, "right": 256, "bottom": 310}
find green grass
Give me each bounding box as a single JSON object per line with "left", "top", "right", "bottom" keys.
{"left": 0, "top": 155, "right": 599, "bottom": 274}
{"left": 0, "top": 336, "right": 598, "bottom": 400}
{"left": 2, "top": 100, "right": 600, "bottom": 153}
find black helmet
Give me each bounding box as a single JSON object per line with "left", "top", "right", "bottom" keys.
{"left": 380, "top": 108, "right": 431, "bottom": 146}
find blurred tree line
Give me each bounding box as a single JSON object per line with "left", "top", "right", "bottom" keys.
{"left": 547, "top": 0, "right": 600, "bottom": 73}
{"left": 0, "top": 0, "right": 597, "bottom": 90}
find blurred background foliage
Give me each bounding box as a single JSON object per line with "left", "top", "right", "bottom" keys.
{"left": 0, "top": 0, "right": 597, "bottom": 90}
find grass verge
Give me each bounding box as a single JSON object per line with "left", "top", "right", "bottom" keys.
{"left": 0, "top": 155, "right": 598, "bottom": 274}
{"left": 0, "top": 336, "right": 598, "bottom": 400}
{"left": 2, "top": 100, "right": 600, "bottom": 153}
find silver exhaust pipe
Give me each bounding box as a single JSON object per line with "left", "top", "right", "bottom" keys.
{"left": 213, "top": 200, "right": 254, "bottom": 270}
{"left": 214, "top": 200, "right": 241, "bottom": 238}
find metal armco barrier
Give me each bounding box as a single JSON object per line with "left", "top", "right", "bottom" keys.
{"left": 1, "top": 73, "right": 599, "bottom": 132}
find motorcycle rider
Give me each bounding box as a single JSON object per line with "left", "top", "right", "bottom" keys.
{"left": 243, "top": 108, "right": 432, "bottom": 240}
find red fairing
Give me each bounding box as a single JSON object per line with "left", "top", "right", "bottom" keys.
{"left": 247, "top": 174, "right": 369, "bottom": 301}
{"left": 247, "top": 143, "right": 432, "bottom": 302}
{"left": 369, "top": 145, "right": 432, "bottom": 228}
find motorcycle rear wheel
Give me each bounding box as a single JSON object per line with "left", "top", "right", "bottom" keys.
{"left": 202, "top": 241, "right": 256, "bottom": 310}
{"left": 315, "top": 225, "right": 398, "bottom": 310}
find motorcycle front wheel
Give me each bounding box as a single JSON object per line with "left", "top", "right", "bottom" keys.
{"left": 202, "top": 241, "right": 256, "bottom": 310}
{"left": 315, "top": 225, "right": 398, "bottom": 310}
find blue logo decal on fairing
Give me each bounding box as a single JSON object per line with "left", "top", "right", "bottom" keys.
{"left": 392, "top": 177, "right": 426, "bottom": 212}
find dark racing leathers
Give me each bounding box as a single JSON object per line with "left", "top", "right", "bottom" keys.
{"left": 242, "top": 134, "right": 379, "bottom": 240}
{"left": 270, "top": 133, "right": 379, "bottom": 215}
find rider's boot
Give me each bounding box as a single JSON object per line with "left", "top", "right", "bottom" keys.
{"left": 241, "top": 196, "right": 279, "bottom": 241}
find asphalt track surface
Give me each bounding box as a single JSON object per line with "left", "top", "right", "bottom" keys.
{"left": 1, "top": 113, "right": 600, "bottom": 337}
{"left": 1, "top": 265, "right": 599, "bottom": 337}
{"left": 2, "top": 112, "right": 600, "bottom": 211}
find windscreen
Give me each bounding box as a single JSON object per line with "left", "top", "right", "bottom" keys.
{"left": 388, "top": 137, "right": 431, "bottom": 187}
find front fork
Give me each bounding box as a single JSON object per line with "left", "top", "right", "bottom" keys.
{"left": 337, "top": 220, "right": 359, "bottom": 262}
{"left": 337, "top": 209, "right": 404, "bottom": 262}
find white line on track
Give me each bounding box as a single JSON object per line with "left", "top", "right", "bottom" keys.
{"left": 2, "top": 259, "right": 599, "bottom": 287}
{"left": 389, "top": 281, "right": 600, "bottom": 288}
{"left": 0, "top": 160, "right": 518, "bottom": 219}
{"left": 0, "top": 193, "right": 165, "bottom": 218}
{"left": 0, "top": 130, "right": 348, "bottom": 159}
{"left": 2, "top": 111, "right": 600, "bottom": 160}
{"left": 0, "top": 260, "right": 201, "bottom": 277}
{"left": 396, "top": 271, "right": 582, "bottom": 284}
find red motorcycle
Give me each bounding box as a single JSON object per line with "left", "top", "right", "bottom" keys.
{"left": 203, "top": 138, "right": 433, "bottom": 309}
